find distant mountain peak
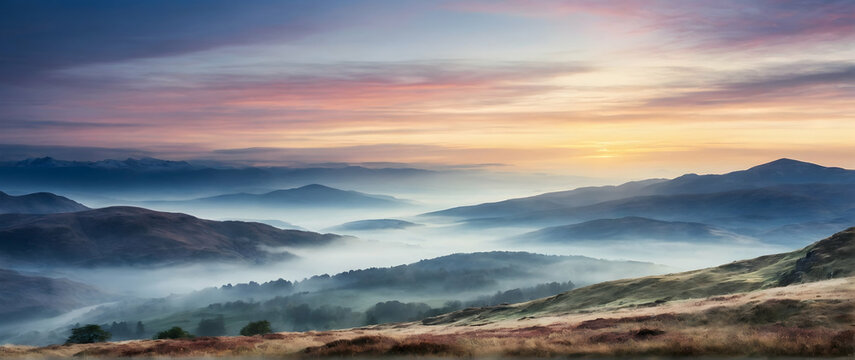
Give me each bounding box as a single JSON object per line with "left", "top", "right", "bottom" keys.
{"left": 748, "top": 158, "right": 823, "bottom": 171}
{"left": 0, "top": 191, "right": 89, "bottom": 214}
{"left": 14, "top": 156, "right": 64, "bottom": 167}
{"left": 296, "top": 184, "right": 338, "bottom": 191}
{"left": 190, "top": 184, "right": 407, "bottom": 208}
{"left": 11, "top": 156, "right": 193, "bottom": 171}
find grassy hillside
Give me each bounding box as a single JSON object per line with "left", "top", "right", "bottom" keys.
{"left": 425, "top": 226, "right": 855, "bottom": 324}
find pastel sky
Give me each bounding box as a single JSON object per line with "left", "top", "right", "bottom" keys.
{"left": 1, "top": 0, "right": 853, "bottom": 178}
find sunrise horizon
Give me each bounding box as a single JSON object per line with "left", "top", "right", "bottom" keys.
{"left": 1, "top": 1, "right": 854, "bottom": 357}
{"left": 2, "top": 1, "right": 854, "bottom": 179}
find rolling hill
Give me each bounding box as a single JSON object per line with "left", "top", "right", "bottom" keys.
{"left": 0, "top": 191, "right": 89, "bottom": 214}
{"left": 458, "top": 185, "right": 855, "bottom": 241}
{"left": 513, "top": 216, "right": 750, "bottom": 244}
{"left": 426, "top": 179, "right": 665, "bottom": 219}
{"left": 0, "top": 269, "right": 113, "bottom": 323}
{"left": 7, "top": 251, "right": 670, "bottom": 346}
{"left": 157, "top": 184, "right": 409, "bottom": 209}
{"left": 0, "top": 206, "right": 343, "bottom": 267}
{"left": 425, "top": 226, "right": 855, "bottom": 324}
{"left": 329, "top": 219, "right": 421, "bottom": 232}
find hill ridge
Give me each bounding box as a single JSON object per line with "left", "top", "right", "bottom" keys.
{"left": 0, "top": 191, "right": 89, "bottom": 214}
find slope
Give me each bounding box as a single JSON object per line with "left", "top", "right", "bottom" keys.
{"left": 0, "top": 269, "right": 112, "bottom": 323}
{"left": 0, "top": 191, "right": 89, "bottom": 214}
{"left": 169, "top": 184, "right": 408, "bottom": 208}
{"left": 514, "top": 216, "right": 749, "bottom": 244}
{"left": 429, "top": 159, "right": 855, "bottom": 220}
{"left": 425, "top": 226, "right": 855, "bottom": 324}
{"left": 0, "top": 206, "right": 342, "bottom": 267}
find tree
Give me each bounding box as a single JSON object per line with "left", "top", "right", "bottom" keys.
{"left": 107, "top": 321, "right": 132, "bottom": 339}
{"left": 196, "top": 316, "right": 227, "bottom": 336}
{"left": 135, "top": 321, "right": 146, "bottom": 338}
{"left": 154, "top": 326, "right": 193, "bottom": 339}
{"left": 239, "top": 320, "right": 272, "bottom": 336}
{"left": 66, "top": 324, "right": 111, "bottom": 344}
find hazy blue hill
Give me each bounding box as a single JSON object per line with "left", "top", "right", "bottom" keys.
{"left": 187, "top": 251, "right": 667, "bottom": 300}
{"left": 223, "top": 218, "right": 306, "bottom": 230}
{"left": 10, "top": 156, "right": 194, "bottom": 171}
{"left": 645, "top": 158, "right": 855, "bottom": 195}
{"left": 0, "top": 191, "right": 89, "bottom": 214}
{"left": 0, "top": 268, "right": 112, "bottom": 323}
{"left": 330, "top": 218, "right": 420, "bottom": 231}
{"left": 463, "top": 185, "right": 855, "bottom": 231}
{"left": 429, "top": 159, "right": 855, "bottom": 221}
{"left": 515, "top": 216, "right": 749, "bottom": 244}
{"left": 187, "top": 184, "right": 408, "bottom": 208}
{"left": 426, "top": 179, "right": 665, "bottom": 219}
{"left": 0, "top": 206, "right": 342, "bottom": 267}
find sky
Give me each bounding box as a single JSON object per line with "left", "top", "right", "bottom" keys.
{"left": 1, "top": 0, "right": 854, "bottom": 179}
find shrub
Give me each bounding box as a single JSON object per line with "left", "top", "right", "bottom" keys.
{"left": 154, "top": 326, "right": 193, "bottom": 339}
{"left": 239, "top": 320, "right": 272, "bottom": 336}
{"left": 66, "top": 324, "right": 111, "bottom": 344}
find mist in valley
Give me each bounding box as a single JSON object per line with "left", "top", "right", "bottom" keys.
{"left": 2, "top": 158, "right": 850, "bottom": 347}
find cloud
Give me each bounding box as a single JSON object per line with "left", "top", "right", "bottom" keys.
{"left": 646, "top": 63, "right": 855, "bottom": 107}
{"left": 678, "top": 0, "right": 855, "bottom": 49}
{"left": 448, "top": 0, "right": 855, "bottom": 50}
{"left": 0, "top": 60, "right": 591, "bottom": 136}
{"left": 0, "top": 119, "right": 143, "bottom": 130}
{"left": 0, "top": 0, "right": 347, "bottom": 83}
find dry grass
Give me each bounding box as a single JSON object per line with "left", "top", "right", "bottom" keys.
{"left": 3, "top": 277, "right": 854, "bottom": 358}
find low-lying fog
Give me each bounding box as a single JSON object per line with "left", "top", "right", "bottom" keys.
{"left": 31, "top": 171, "right": 804, "bottom": 297}
{"left": 47, "top": 210, "right": 794, "bottom": 298}
{"left": 3, "top": 175, "right": 819, "bottom": 346}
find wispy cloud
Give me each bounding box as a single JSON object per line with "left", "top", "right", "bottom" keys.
{"left": 646, "top": 63, "right": 855, "bottom": 107}
{"left": 0, "top": 0, "right": 349, "bottom": 82}
{"left": 0, "top": 1, "right": 853, "bottom": 175}
{"left": 448, "top": 0, "right": 855, "bottom": 50}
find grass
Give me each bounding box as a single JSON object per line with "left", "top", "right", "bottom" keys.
{"left": 3, "top": 282, "right": 852, "bottom": 358}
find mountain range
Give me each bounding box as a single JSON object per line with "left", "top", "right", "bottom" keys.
{"left": 0, "top": 206, "right": 343, "bottom": 267}
{"left": 0, "top": 157, "right": 431, "bottom": 198}
{"left": 430, "top": 159, "right": 855, "bottom": 220}
{"left": 427, "top": 159, "right": 855, "bottom": 244}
